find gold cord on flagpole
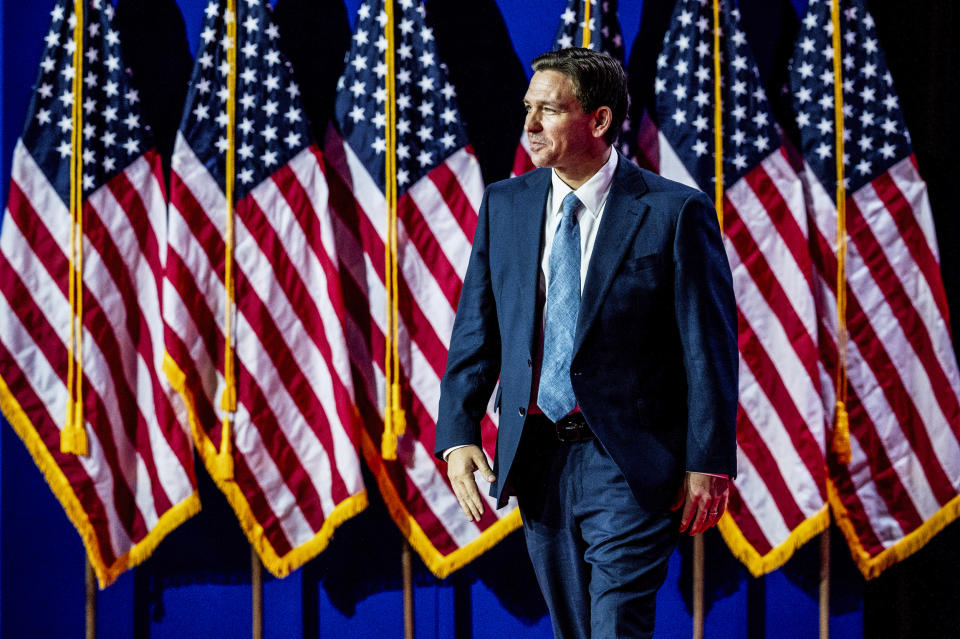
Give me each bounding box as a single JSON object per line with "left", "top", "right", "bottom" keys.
{"left": 62, "top": 0, "right": 88, "bottom": 455}
{"left": 711, "top": 0, "right": 724, "bottom": 230}
{"left": 830, "top": 0, "right": 851, "bottom": 464}
{"left": 582, "top": 0, "right": 592, "bottom": 48}
{"left": 217, "top": 0, "right": 239, "bottom": 480}
{"left": 382, "top": 0, "right": 405, "bottom": 459}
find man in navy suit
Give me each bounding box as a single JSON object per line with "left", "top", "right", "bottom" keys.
{"left": 436, "top": 48, "right": 738, "bottom": 638}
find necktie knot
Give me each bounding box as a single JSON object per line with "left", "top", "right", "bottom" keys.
{"left": 560, "top": 192, "right": 581, "bottom": 226}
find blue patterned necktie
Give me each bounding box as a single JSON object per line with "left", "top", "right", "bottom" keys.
{"left": 537, "top": 191, "right": 582, "bottom": 422}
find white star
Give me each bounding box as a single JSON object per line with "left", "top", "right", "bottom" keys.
{"left": 695, "top": 66, "right": 710, "bottom": 84}
{"left": 657, "top": 54, "right": 667, "bottom": 69}
{"left": 881, "top": 118, "right": 898, "bottom": 135}
{"left": 215, "top": 136, "right": 230, "bottom": 153}
{"left": 817, "top": 118, "right": 833, "bottom": 135}
{"left": 692, "top": 139, "right": 708, "bottom": 157}
{"left": 102, "top": 156, "right": 116, "bottom": 172}
{"left": 417, "top": 149, "right": 433, "bottom": 167}
{"left": 441, "top": 133, "right": 456, "bottom": 149}
{"left": 82, "top": 174, "right": 94, "bottom": 191}
{"left": 694, "top": 90, "right": 709, "bottom": 107}
{"left": 349, "top": 105, "right": 365, "bottom": 123}
{"left": 204, "top": 2, "right": 219, "bottom": 19}
{"left": 57, "top": 115, "right": 73, "bottom": 133}
{"left": 198, "top": 53, "right": 213, "bottom": 69}
{"left": 373, "top": 112, "right": 386, "bottom": 129}
{"left": 399, "top": 44, "right": 413, "bottom": 60}
{"left": 238, "top": 167, "right": 254, "bottom": 184}
{"left": 105, "top": 29, "right": 119, "bottom": 47}
{"left": 59, "top": 89, "right": 74, "bottom": 108}
{"left": 417, "top": 76, "right": 435, "bottom": 93}
{"left": 752, "top": 112, "right": 769, "bottom": 128}
{"left": 731, "top": 129, "right": 746, "bottom": 146}
{"left": 266, "top": 24, "right": 280, "bottom": 40}
{"left": 397, "top": 169, "right": 410, "bottom": 186}
{"left": 859, "top": 111, "right": 875, "bottom": 128}
{"left": 819, "top": 69, "right": 834, "bottom": 86}
{"left": 753, "top": 87, "right": 767, "bottom": 102}
{"left": 264, "top": 49, "right": 281, "bottom": 66}
{"left": 36, "top": 108, "right": 52, "bottom": 125}
{"left": 676, "top": 35, "right": 690, "bottom": 52}
{"left": 561, "top": 7, "right": 576, "bottom": 24}
{"left": 732, "top": 105, "right": 746, "bottom": 121}
{"left": 397, "top": 93, "right": 412, "bottom": 111}
{"left": 855, "top": 159, "right": 872, "bottom": 175}
{"left": 860, "top": 87, "right": 876, "bottom": 103}
{"left": 864, "top": 38, "right": 878, "bottom": 54}
{"left": 215, "top": 111, "right": 230, "bottom": 128}
{"left": 44, "top": 31, "right": 60, "bottom": 49}
{"left": 262, "top": 125, "right": 278, "bottom": 142}
{"left": 40, "top": 57, "right": 56, "bottom": 74}
{"left": 60, "top": 64, "right": 76, "bottom": 81}
{"left": 398, "top": 68, "right": 412, "bottom": 85}
{"left": 674, "top": 60, "right": 688, "bottom": 76}
{"left": 883, "top": 94, "right": 899, "bottom": 111}
{"left": 732, "top": 154, "right": 747, "bottom": 170}
{"left": 264, "top": 75, "right": 280, "bottom": 92}
{"left": 371, "top": 137, "right": 386, "bottom": 154}
{"left": 263, "top": 100, "right": 279, "bottom": 117}
{"left": 753, "top": 135, "right": 769, "bottom": 152}
{"left": 671, "top": 108, "right": 686, "bottom": 127}
{"left": 284, "top": 131, "right": 301, "bottom": 148}
{"left": 354, "top": 28, "right": 369, "bottom": 45}
{"left": 693, "top": 115, "right": 708, "bottom": 132}
{"left": 103, "top": 106, "right": 118, "bottom": 122}
{"left": 419, "top": 51, "right": 435, "bottom": 67}
{"left": 352, "top": 55, "right": 368, "bottom": 72}
{"left": 82, "top": 147, "right": 95, "bottom": 164}
{"left": 654, "top": 78, "right": 666, "bottom": 95}
{"left": 672, "top": 84, "right": 687, "bottom": 101}
{"left": 397, "top": 119, "right": 411, "bottom": 135}
{"left": 242, "top": 41, "right": 257, "bottom": 58}
{"left": 815, "top": 142, "right": 832, "bottom": 159}
{"left": 796, "top": 112, "right": 811, "bottom": 128}
{"left": 441, "top": 108, "right": 457, "bottom": 125}
{"left": 843, "top": 53, "right": 855, "bottom": 71}
{"left": 85, "top": 48, "right": 98, "bottom": 63}
{"left": 285, "top": 106, "right": 301, "bottom": 124}
{"left": 696, "top": 41, "right": 709, "bottom": 58}
{"left": 123, "top": 138, "right": 140, "bottom": 155}
{"left": 286, "top": 82, "right": 300, "bottom": 100}
{"left": 244, "top": 15, "right": 259, "bottom": 33}
{"left": 124, "top": 113, "right": 140, "bottom": 130}
{"left": 261, "top": 149, "right": 278, "bottom": 167}
{"left": 732, "top": 55, "right": 747, "bottom": 72}
{"left": 399, "top": 18, "right": 414, "bottom": 35}
{"left": 421, "top": 26, "right": 434, "bottom": 43}
{"left": 732, "top": 80, "right": 746, "bottom": 96}
{"left": 201, "top": 26, "right": 216, "bottom": 44}
{"left": 397, "top": 143, "right": 410, "bottom": 160}
{"left": 858, "top": 135, "right": 874, "bottom": 152}
{"left": 197, "top": 78, "right": 212, "bottom": 94}
{"left": 879, "top": 142, "right": 897, "bottom": 159}
{"left": 678, "top": 10, "right": 692, "bottom": 26}
{"left": 194, "top": 103, "right": 210, "bottom": 121}
{"left": 239, "top": 118, "right": 254, "bottom": 136}
{"left": 240, "top": 93, "right": 256, "bottom": 110}
{"left": 796, "top": 87, "right": 812, "bottom": 104}
{"left": 238, "top": 143, "right": 254, "bottom": 160}
{"left": 50, "top": 5, "right": 64, "bottom": 21}
{"left": 416, "top": 125, "right": 433, "bottom": 142}
{"left": 56, "top": 140, "right": 72, "bottom": 158}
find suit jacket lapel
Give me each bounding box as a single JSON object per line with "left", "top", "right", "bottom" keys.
{"left": 512, "top": 169, "right": 551, "bottom": 358}
{"left": 574, "top": 159, "right": 650, "bottom": 355}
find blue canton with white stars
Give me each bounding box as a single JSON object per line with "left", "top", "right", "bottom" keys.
{"left": 179, "top": 0, "right": 310, "bottom": 202}
{"left": 788, "top": 0, "right": 911, "bottom": 198}
{"left": 551, "top": 0, "right": 635, "bottom": 159}
{"left": 334, "top": 0, "right": 468, "bottom": 195}
{"left": 22, "top": 0, "right": 151, "bottom": 201}
{"left": 654, "top": 0, "right": 778, "bottom": 192}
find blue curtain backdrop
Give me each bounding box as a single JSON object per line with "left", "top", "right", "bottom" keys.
{"left": 1, "top": 0, "right": 957, "bottom": 637}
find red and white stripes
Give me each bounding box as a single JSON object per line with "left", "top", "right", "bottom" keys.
{"left": 164, "top": 134, "right": 366, "bottom": 576}
{"left": 0, "top": 141, "right": 198, "bottom": 587}
{"left": 324, "top": 130, "right": 519, "bottom": 576}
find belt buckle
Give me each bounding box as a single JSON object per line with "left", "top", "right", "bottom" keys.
{"left": 555, "top": 414, "right": 585, "bottom": 443}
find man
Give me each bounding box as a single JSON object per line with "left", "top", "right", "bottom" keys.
{"left": 436, "top": 48, "right": 738, "bottom": 638}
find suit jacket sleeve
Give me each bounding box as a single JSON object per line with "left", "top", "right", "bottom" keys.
{"left": 673, "top": 192, "right": 739, "bottom": 477}
{"left": 435, "top": 189, "right": 502, "bottom": 457}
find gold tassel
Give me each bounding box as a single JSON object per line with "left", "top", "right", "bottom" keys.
{"left": 60, "top": 398, "right": 88, "bottom": 455}
{"left": 832, "top": 401, "right": 851, "bottom": 464}
{"left": 214, "top": 417, "right": 235, "bottom": 480}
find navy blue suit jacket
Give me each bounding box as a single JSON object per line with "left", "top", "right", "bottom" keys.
{"left": 436, "top": 154, "right": 738, "bottom": 512}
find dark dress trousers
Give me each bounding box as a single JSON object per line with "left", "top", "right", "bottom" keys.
{"left": 436, "top": 154, "right": 738, "bottom": 637}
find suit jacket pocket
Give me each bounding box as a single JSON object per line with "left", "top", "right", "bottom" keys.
{"left": 623, "top": 252, "right": 661, "bottom": 272}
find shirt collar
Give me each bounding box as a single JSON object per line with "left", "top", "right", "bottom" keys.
{"left": 550, "top": 150, "right": 619, "bottom": 220}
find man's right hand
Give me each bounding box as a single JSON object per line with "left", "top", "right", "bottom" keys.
{"left": 446, "top": 445, "right": 496, "bottom": 521}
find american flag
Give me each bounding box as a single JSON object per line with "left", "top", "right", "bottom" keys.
{"left": 789, "top": 0, "right": 960, "bottom": 578}
{"left": 164, "top": 0, "right": 367, "bottom": 578}
{"left": 324, "top": 0, "right": 520, "bottom": 577}
{"left": 511, "top": 0, "right": 635, "bottom": 177}
{"left": 0, "top": 0, "right": 198, "bottom": 587}
{"left": 652, "top": 0, "right": 830, "bottom": 576}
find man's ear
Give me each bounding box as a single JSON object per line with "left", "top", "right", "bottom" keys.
{"left": 593, "top": 106, "right": 613, "bottom": 139}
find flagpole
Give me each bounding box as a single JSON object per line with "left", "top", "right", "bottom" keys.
{"left": 692, "top": 534, "right": 705, "bottom": 639}
{"left": 85, "top": 557, "right": 97, "bottom": 639}
{"left": 819, "top": 527, "right": 830, "bottom": 639}
{"left": 402, "top": 540, "right": 415, "bottom": 639}
{"left": 252, "top": 546, "right": 263, "bottom": 639}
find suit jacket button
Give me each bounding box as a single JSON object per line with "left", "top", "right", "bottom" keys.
{"left": 518, "top": 407, "right": 526, "bottom": 417}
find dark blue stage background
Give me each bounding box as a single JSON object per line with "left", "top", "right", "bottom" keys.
{"left": 2, "top": 1, "right": 958, "bottom": 637}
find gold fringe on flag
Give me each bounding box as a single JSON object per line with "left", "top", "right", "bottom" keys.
{"left": 62, "top": 0, "right": 88, "bottom": 456}
{"left": 830, "top": 0, "right": 851, "bottom": 464}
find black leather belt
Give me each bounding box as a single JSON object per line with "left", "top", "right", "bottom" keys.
{"left": 530, "top": 412, "right": 593, "bottom": 443}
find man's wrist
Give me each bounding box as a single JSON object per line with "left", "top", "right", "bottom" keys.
{"left": 442, "top": 444, "right": 471, "bottom": 461}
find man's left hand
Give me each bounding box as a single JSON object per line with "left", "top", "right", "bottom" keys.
{"left": 671, "top": 472, "right": 730, "bottom": 535}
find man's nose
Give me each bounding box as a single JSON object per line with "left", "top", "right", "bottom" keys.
{"left": 525, "top": 111, "right": 541, "bottom": 132}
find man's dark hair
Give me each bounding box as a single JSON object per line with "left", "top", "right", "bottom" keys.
{"left": 531, "top": 48, "right": 628, "bottom": 146}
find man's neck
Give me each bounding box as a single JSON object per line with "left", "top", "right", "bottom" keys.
{"left": 553, "top": 146, "right": 613, "bottom": 190}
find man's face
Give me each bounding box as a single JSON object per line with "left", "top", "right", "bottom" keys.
{"left": 523, "top": 70, "right": 598, "bottom": 173}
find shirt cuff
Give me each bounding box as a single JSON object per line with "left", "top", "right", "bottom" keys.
{"left": 686, "top": 471, "right": 729, "bottom": 479}
{"left": 441, "top": 444, "right": 470, "bottom": 461}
